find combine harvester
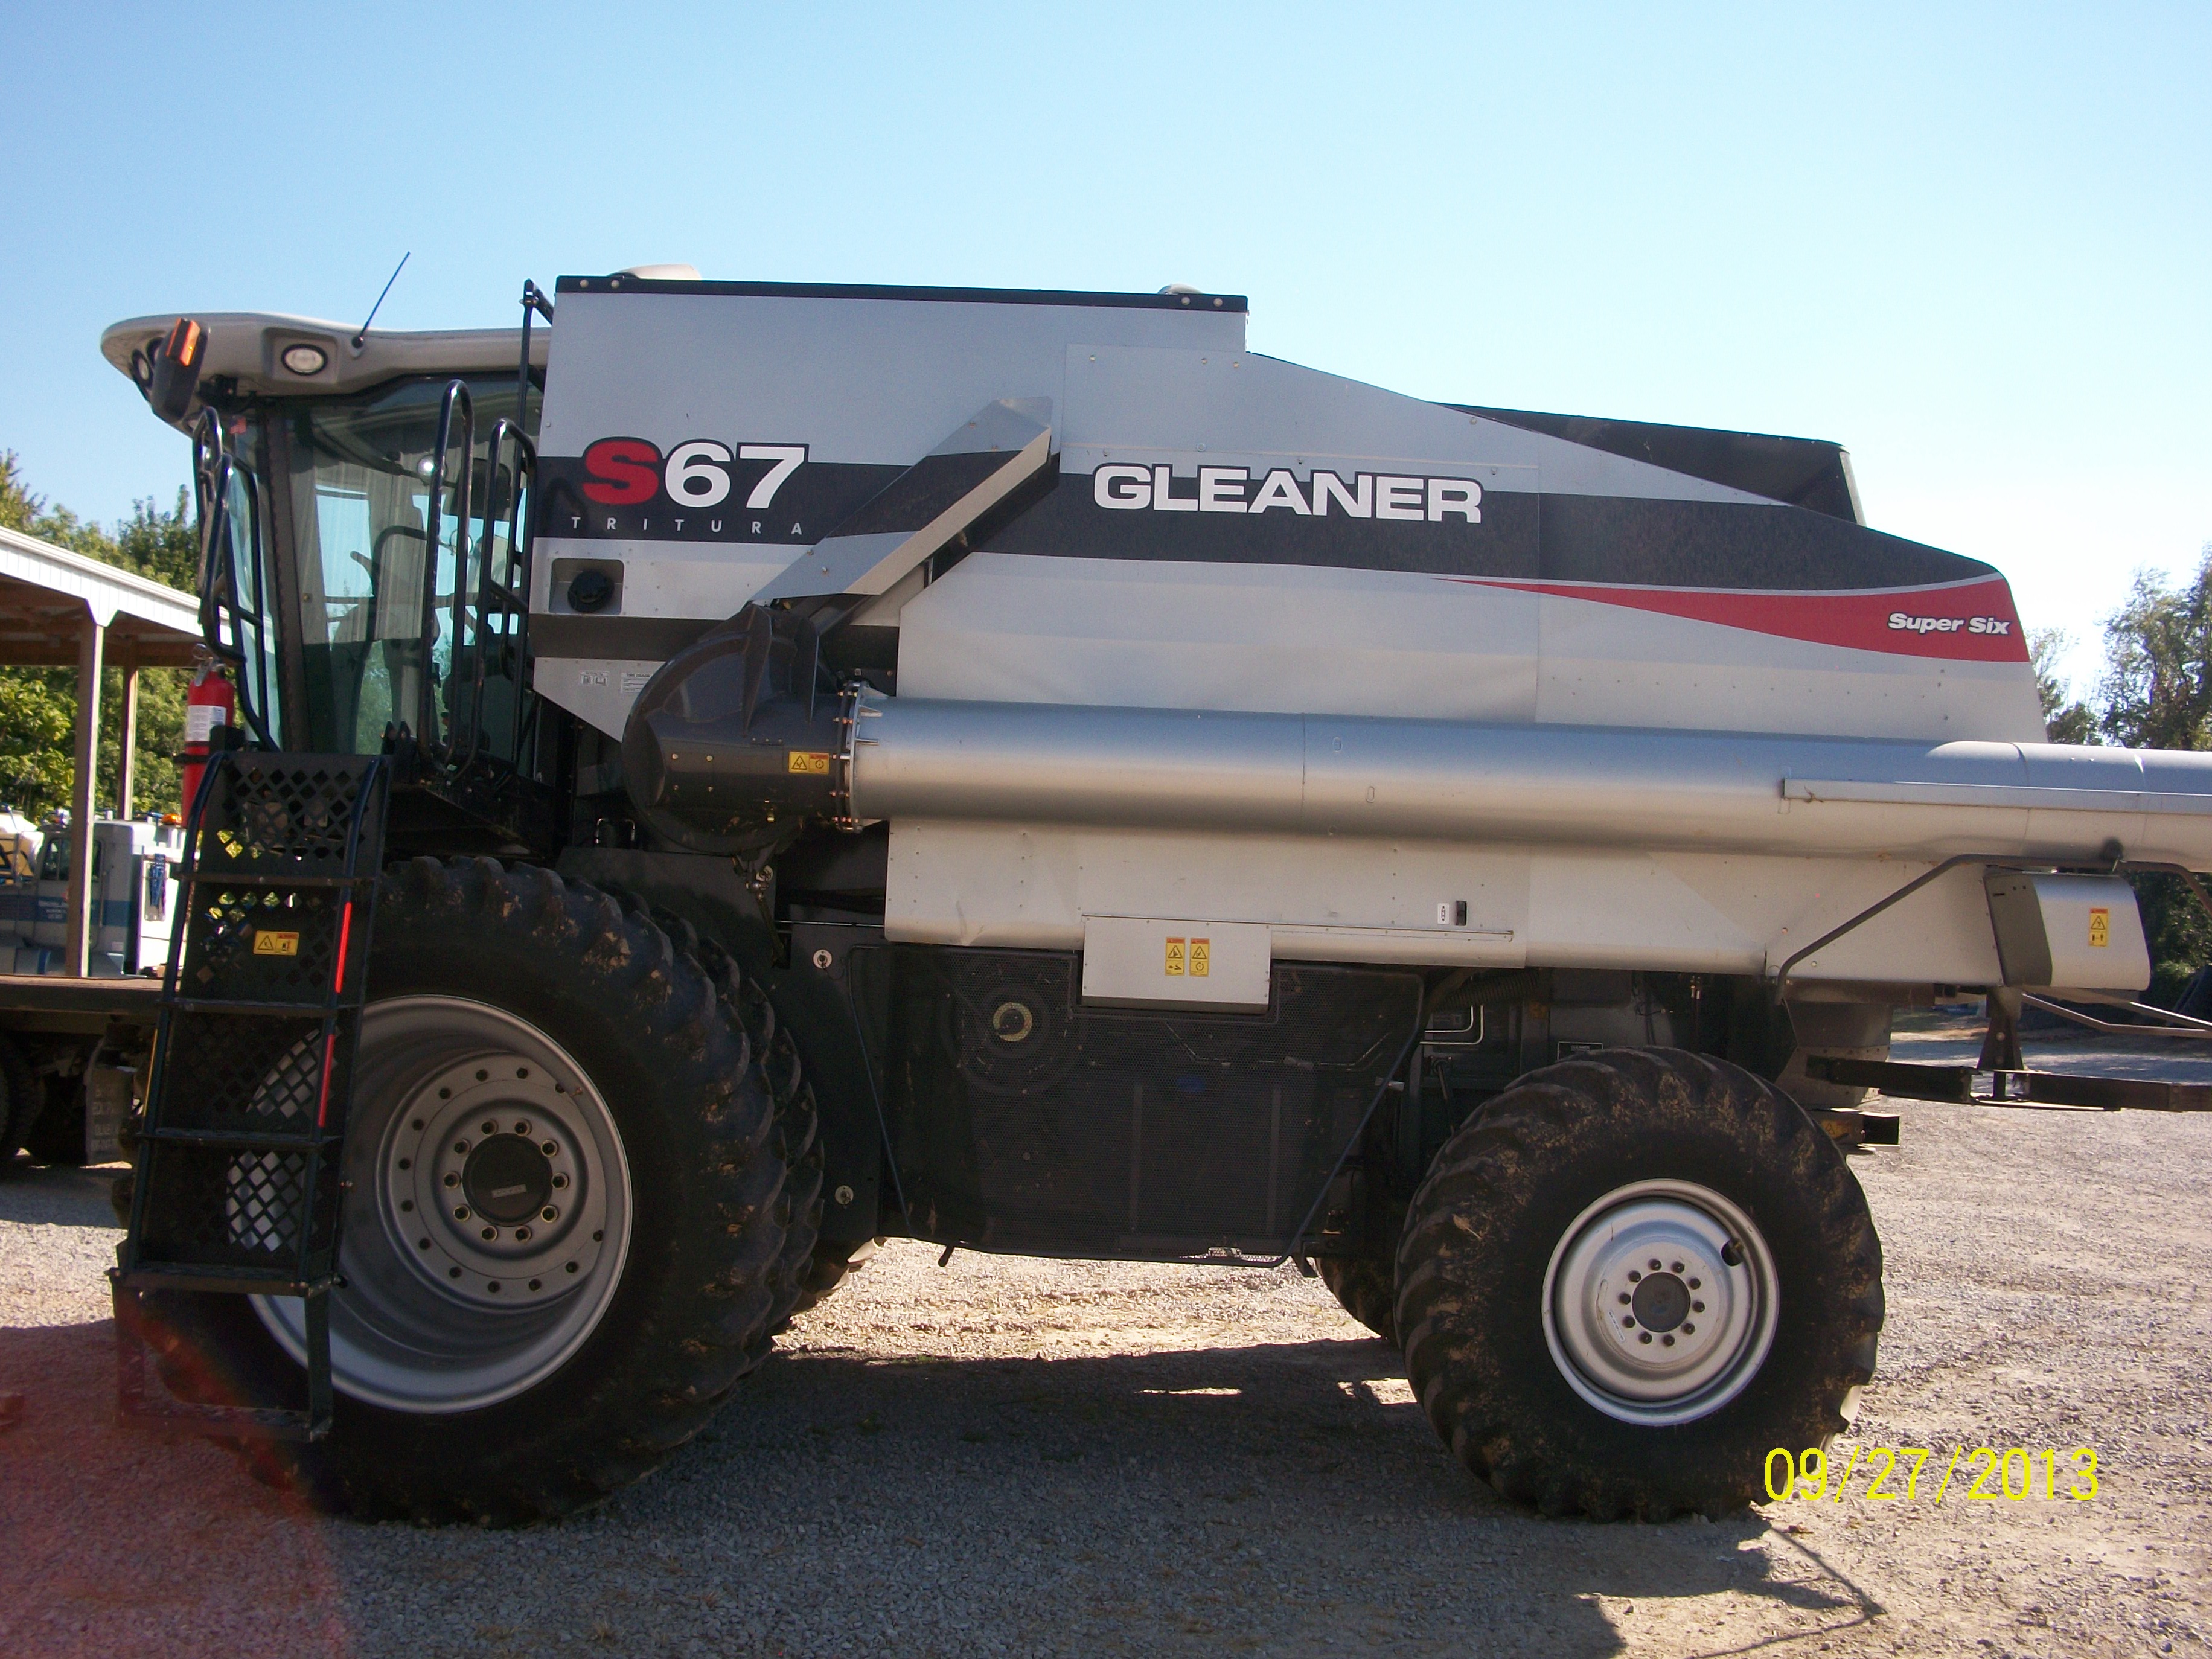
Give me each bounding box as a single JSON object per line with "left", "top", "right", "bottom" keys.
{"left": 95, "top": 272, "right": 2212, "bottom": 1523}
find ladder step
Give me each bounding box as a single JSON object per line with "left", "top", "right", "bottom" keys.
{"left": 178, "top": 872, "right": 377, "bottom": 890}
{"left": 114, "top": 1262, "right": 336, "bottom": 1297}
{"left": 165, "top": 997, "right": 350, "bottom": 1016}
{"left": 139, "top": 1125, "right": 338, "bottom": 1152}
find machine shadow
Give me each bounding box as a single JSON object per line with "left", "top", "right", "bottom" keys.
{"left": 642, "top": 1334, "right": 1882, "bottom": 1653}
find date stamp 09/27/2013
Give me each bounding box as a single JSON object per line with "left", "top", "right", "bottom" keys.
{"left": 1765, "top": 1446, "right": 2100, "bottom": 1504}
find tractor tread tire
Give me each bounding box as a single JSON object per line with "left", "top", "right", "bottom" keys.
{"left": 138, "top": 857, "right": 789, "bottom": 1525}
{"left": 778, "top": 1236, "right": 880, "bottom": 1325}
{"left": 1396, "top": 1046, "right": 1882, "bottom": 1521}
{"left": 1317, "top": 1255, "right": 1399, "bottom": 1346}
{"left": 647, "top": 907, "right": 825, "bottom": 1339}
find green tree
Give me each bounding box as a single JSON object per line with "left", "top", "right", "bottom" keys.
{"left": 2094, "top": 547, "right": 2212, "bottom": 1000}
{"left": 0, "top": 455, "right": 194, "bottom": 821}
{"left": 2027, "top": 627, "right": 2097, "bottom": 744}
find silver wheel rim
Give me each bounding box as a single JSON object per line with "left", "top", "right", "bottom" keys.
{"left": 1541, "top": 1178, "right": 1778, "bottom": 1427}
{"left": 253, "top": 996, "right": 633, "bottom": 1413}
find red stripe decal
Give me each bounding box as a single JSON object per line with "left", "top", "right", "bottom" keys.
{"left": 1445, "top": 575, "right": 2028, "bottom": 662}
{"left": 333, "top": 900, "right": 353, "bottom": 994}
{"left": 315, "top": 1031, "right": 339, "bottom": 1128}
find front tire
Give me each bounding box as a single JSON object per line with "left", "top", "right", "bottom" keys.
{"left": 138, "top": 857, "right": 790, "bottom": 1523}
{"left": 1396, "top": 1047, "right": 1881, "bottom": 1520}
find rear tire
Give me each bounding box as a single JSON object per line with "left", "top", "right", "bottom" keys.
{"left": 136, "top": 857, "right": 790, "bottom": 1523}
{"left": 1317, "top": 1255, "right": 1399, "bottom": 1345}
{"left": 778, "top": 1236, "right": 880, "bottom": 1325}
{"left": 1396, "top": 1047, "right": 1881, "bottom": 1520}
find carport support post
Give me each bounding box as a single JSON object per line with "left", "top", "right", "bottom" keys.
{"left": 65, "top": 612, "right": 104, "bottom": 978}
{"left": 113, "top": 654, "right": 139, "bottom": 819}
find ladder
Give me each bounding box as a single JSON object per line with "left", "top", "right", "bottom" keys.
{"left": 112, "top": 752, "right": 389, "bottom": 1440}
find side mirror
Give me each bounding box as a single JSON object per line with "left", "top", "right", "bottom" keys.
{"left": 139, "top": 318, "right": 208, "bottom": 421}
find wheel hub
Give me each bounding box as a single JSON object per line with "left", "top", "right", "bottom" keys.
{"left": 1542, "top": 1179, "right": 1779, "bottom": 1427}
{"left": 462, "top": 1134, "right": 553, "bottom": 1226}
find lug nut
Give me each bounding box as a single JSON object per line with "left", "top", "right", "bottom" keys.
{"left": 517, "top": 1067, "right": 529, "bottom": 1079}
{"left": 542, "top": 1207, "right": 557, "bottom": 1222}
{"left": 515, "top": 1227, "right": 532, "bottom": 1242}
{"left": 1662, "top": 1334, "right": 1675, "bottom": 1346}
{"left": 1670, "top": 1261, "right": 1684, "bottom": 1273}
{"left": 411, "top": 1117, "right": 425, "bottom": 1130}
{"left": 417, "top": 1238, "right": 431, "bottom": 1250}
{"left": 444, "top": 1172, "right": 459, "bottom": 1188}
{"left": 448, "top": 1266, "right": 462, "bottom": 1279}
{"left": 552, "top": 1174, "right": 569, "bottom": 1190}
{"left": 1628, "top": 1270, "right": 1641, "bottom": 1282}
{"left": 1648, "top": 1258, "right": 1661, "bottom": 1271}
{"left": 515, "top": 1121, "right": 531, "bottom": 1136}
{"left": 481, "top": 1226, "right": 496, "bottom": 1241}
{"left": 398, "top": 1157, "right": 411, "bottom": 1171}
{"left": 1688, "top": 1278, "right": 1701, "bottom": 1290}
{"left": 481, "top": 1118, "right": 496, "bottom": 1134}
{"left": 476, "top": 1071, "right": 489, "bottom": 1083}
{"left": 453, "top": 1140, "right": 469, "bottom": 1156}
{"left": 454, "top": 1206, "right": 470, "bottom": 1220}
{"left": 487, "top": 1282, "right": 500, "bottom": 1293}
{"left": 400, "top": 1200, "right": 414, "bottom": 1213}
{"left": 528, "top": 1278, "right": 542, "bottom": 1291}
{"left": 1638, "top": 1332, "right": 1652, "bottom": 1344}
{"left": 1692, "top": 1300, "right": 1705, "bottom": 1313}
{"left": 1621, "top": 1315, "right": 1635, "bottom": 1328}
{"left": 1617, "top": 1293, "right": 1631, "bottom": 1305}
{"left": 1683, "top": 1323, "right": 1696, "bottom": 1335}
{"left": 566, "top": 1262, "right": 579, "bottom": 1274}
{"left": 541, "top": 1141, "right": 557, "bottom": 1157}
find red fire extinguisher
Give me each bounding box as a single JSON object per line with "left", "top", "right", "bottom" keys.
{"left": 181, "top": 655, "right": 236, "bottom": 819}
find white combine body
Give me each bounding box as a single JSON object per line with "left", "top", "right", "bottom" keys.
{"left": 94, "top": 274, "right": 2212, "bottom": 1526}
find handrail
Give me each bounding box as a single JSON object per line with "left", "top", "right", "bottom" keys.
{"left": 194, "top": 446, "right": 276, "bottom": 750}
{"left": 456, "top": 418, "right": 536, "bottom": 769}
{"left": 416, "top": 379, "right": 475, "bottom": 749}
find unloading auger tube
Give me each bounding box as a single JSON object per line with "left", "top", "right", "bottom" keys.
{"left": 629, "top": 683, "right": 2212, "bottom": 869}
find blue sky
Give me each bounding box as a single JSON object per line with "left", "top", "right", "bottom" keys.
{"left": 3, "top": 2, "right": 2204, "bottom": 695}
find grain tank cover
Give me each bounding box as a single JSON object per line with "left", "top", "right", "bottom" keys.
{"left": 535, "top": 273, "right": 2038, "bottom": 747}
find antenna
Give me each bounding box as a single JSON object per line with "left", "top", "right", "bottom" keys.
{"left": 350, "top": 252, "right": 411, "bottom": 351}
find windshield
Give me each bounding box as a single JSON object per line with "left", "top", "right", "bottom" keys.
{"left": 272, "top": 375, "right": 535, "bottom": 756}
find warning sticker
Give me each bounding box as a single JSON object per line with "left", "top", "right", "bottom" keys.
{"left": 254, "top": 930, "right": 300, "bottom": 957}
{"left": 1189, "top": 938, "right": 1210, "bottom": 977}
{"left": 1164, "top": 938, "right": 1186, "bottom": 976}
{"left": 2088, "top": 907, "right": 2110, "bottom": 948}
{"left": 787, "top": 751, "right": 831, "bottom": 775}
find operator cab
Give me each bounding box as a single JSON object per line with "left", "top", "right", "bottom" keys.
{"left": 99, "top": 309, "right": 545, "bottom": 767}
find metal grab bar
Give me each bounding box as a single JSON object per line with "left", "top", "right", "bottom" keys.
{"left": 190, "top": 410, "right": 276, "bottom": 749}
{"left": 455, "top": 417, "right": 536, "bottom": 769}
{"left": 417, "top": 380, "right": 475, "bottom": 749}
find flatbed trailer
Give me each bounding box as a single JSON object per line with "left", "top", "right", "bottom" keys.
{"left": 0, "top": 528, "right": 200, "bottom": 1170}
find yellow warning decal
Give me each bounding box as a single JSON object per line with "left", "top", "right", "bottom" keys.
{"left": 2088, "top": 907, "right": 2110, "bottom": 948}
{"left": 254, "top": 930, "right": 301, "bottom": 957}
{"left": 1189, "top": 938, "right": 1210, "bottom": 977}
{"left": 1164, "top": 937, "right": 1186, "bottom": 976}
{"left": 787, "top": 751, "right": 831, "bottom": 775}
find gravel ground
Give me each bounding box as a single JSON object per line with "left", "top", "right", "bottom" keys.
{"left": 2, "top": 1033, "right": 2207, "bottom": 1658}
